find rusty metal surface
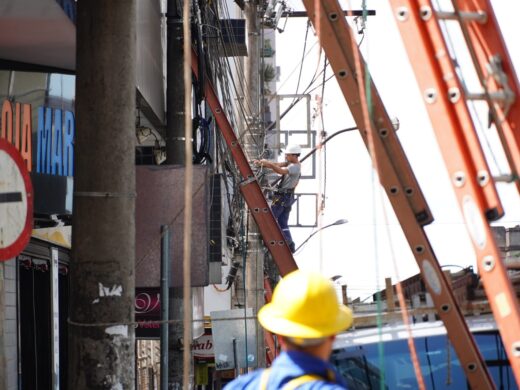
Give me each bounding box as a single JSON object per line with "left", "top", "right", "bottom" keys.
{"left": 136, "top": 165, "right": 209, "bottom": 287}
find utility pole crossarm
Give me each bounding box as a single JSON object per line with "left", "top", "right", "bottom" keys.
{"left": 301, "top": 0, "right": 498, "bottom": 388}
{"left": 191, "top": 48, "right": 298, "bottom": 277}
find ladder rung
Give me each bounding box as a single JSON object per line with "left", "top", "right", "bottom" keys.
{"left": 493, "top": 174, "right": 517, "bottom": 183}
{"left": 466, "top": 90, "right": 510, "bottom": 102}
{"left": 436, "top": 10, "right": 487, "bottom": 23}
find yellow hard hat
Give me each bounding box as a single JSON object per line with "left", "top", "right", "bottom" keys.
{"left": 258, "top": 270, "right": 353, "bottom": 339}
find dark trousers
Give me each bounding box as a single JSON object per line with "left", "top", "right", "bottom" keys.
{"left": 271, "top": 193, "right": 294, "bottom": 245}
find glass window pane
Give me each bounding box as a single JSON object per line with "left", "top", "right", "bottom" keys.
{"left": 331, "top": 332, "right": 518, "bottom": 390}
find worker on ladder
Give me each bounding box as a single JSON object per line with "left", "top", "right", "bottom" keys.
{"left": 224, "top": 270, "right": 353, "bottom": 389}
{"left": 254, "top": 144, "right": 302, "bottom": 253}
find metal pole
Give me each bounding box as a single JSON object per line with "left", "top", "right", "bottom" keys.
{"left": 161, "top": 225, "right": 170, "bottom": 390}
{"left": 50, "top": 247, "right": 60, "bottom": 390}
{"left": 232, "top": 338, "right": 238, "bottom": 378}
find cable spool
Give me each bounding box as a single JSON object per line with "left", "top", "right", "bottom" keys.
{"left": 192, "top": 116, "right": 213, "bottom": 164}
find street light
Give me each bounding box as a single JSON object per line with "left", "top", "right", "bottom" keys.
{"left": 294, "top": 218, "right": 348, "bottom": 253}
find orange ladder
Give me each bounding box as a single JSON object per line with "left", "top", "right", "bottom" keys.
{"left": 388, "top": 0, "right": 520, "bottom": 385}
{"left": 301, "top": 0, "right": 500, "bottom": 388}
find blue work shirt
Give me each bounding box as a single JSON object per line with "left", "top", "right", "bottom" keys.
{"left": 223, "top": 351, "right": 348, "bottom": 389}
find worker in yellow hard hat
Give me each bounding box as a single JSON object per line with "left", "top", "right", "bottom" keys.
{"left": 224, "top": 270, "right": 353, "bottom": 389}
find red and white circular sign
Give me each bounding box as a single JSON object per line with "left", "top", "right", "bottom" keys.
{"left": 0, "top": 139, "right": 33, "bottom": 261}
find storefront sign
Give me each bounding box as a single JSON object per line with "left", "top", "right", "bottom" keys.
{"left": 192, "top": 334, "right": 214, "bottom": 360}
{"left": 36, "top": 106, "right": 75, "bottom": 176}
{"left": 1, "top": 99, "right": 75, "bottom": 177}
{"left": 135, "top": 288, "right": 210, "bottom": 350}
{"left": 0, "top": 100, "right": 32, "bottom": 171}
{"left": 135, "top": 288, "right": 161, "bottom": 339}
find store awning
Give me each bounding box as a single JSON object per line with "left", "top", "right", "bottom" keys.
{"left": 0, "top": 0, "right": 75, "bottom": 72}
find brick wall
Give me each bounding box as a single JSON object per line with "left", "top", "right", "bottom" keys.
{"left": 1, "top": 260, "right": 18, "bottom": 390}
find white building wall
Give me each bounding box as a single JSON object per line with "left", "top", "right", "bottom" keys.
{"left": 204, "top": 280, "right": 232, "bottom": 316}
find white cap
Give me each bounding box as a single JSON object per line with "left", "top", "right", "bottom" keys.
{"left": 284, "top": 144, "right": 302, "bottom": 155}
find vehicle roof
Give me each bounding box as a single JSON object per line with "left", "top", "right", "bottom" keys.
{"left": 333, "top": 314, "right": 497, "bottom": 350}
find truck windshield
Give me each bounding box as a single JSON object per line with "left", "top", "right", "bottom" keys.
{"left": 331, "top": 331, "right": 517, "bottom": 389}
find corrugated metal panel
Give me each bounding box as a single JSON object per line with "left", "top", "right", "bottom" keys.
{"left": 136, "top": 0, "right": 165, "bottom": 125}
{"left": 136, "top": 165, "right": 209, "bottom": 287}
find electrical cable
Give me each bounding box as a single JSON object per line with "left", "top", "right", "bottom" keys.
{"left": 203, "top": 5, "right": 251, "bottom": 131}
{"left": 350, "top": 2, "right": 425, "bottom": 387}
{"left": 270, "top": 37, "right": 330, "bottom": 123}
{"left": 320, "top": 57, "right": 328, "bottom": 211}
{"left": 289, "top": 20, "right": 312, "bottom": 112}
{"left": 196, "top": 23, "right": 261, "bottom": 341}
{"left": 197, "top": 1, "right": 266, "bottom": 253}
{"left": 193, "top": 115, "right": 213, "bottom": 164}
{"left": 345, "top": 2, "right": 387, "bottom": 388}
{"left": 266, "top": 61, "right": 333, "bottom": 133}
{"left": 358, "top": 30, "right": 365, "bottom": 47}
{"left": 215, "top": 132, "right": 244, "bottom": 242}
{"left": 266, "top": 126, "right": 359, "bottom": 189}
{"left": 269, "top": 40, "right": 320, "bottom": 103}
{"left": 242, "top": 207, "right": 249, "bottom": 369}
{"left": 209, "top": 2, "right": 260, "bottom": 143}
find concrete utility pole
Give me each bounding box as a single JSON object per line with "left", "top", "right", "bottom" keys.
{"left": 166, "top": 0, "right": 191, "bottom": 388}
{"left": 243, "top": 0, "right": 266, "bottom": 369}
{"left": 70, "top": 1, "right": 136, "bottom": 388}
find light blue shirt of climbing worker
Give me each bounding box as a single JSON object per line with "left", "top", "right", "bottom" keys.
{"left": 253, "top": 144, "right": 302, "bottom": 253}
{"left": 223, "top": 270, "right": 353, "bottom": 389}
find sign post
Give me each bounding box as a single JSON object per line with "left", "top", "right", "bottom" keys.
{"left": 50, "top": 247, "right": 60, "bottom": 390}
{"left": 0, "top": 139, "right": 33, "bottom": 261}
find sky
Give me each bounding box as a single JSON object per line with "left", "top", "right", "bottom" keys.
{"left": 274, "top": 0, "right": 520, "bottom": 301}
